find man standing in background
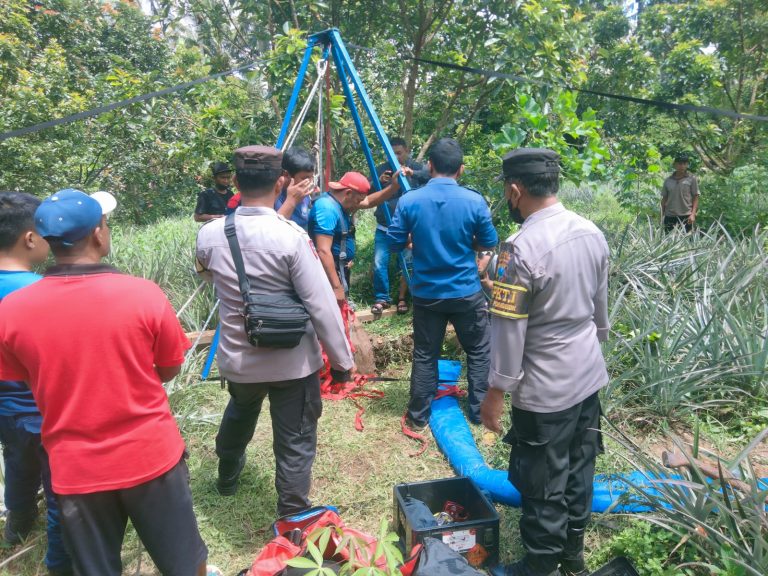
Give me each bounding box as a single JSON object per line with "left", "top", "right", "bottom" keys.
{"left": 194, "top": 161, "right": 234, "bottom": 222}
{"left": 0, "top": 192, "right": 72, "bottom": 575}
{"left": 661, "top": 155, "right": 699, "bottom": 232}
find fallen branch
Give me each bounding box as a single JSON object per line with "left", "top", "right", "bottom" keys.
{"left": 662, "top": 450, "right": 759, "bottom": 497}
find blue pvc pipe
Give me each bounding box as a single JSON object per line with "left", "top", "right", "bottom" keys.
{"left": 429, "top": 360, "right": 767, "bottom": 513}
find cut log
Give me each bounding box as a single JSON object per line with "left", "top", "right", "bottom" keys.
{"left": 349, "top": 315, "right": 376, "bottom": 374}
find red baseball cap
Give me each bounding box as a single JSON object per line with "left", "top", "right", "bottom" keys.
{"left": 328, "top": 171, "right": 371, "bottom": 195}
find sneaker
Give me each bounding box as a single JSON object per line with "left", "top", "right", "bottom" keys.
{"left": 4, "top": 509, "right": 38, "bottom": 545}
{"left": 217, "top": 454, "right": 246, "bottom": 496}
{"left": 490, "top": 560, "right": 558, "bottom": 576}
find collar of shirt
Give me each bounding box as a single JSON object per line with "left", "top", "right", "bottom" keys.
{"left": 235, "top": 206, "right": 277, "bottom": 216}
{"left": 45, "top": 263, "right": 122, "bottom": 277}
{"left": 520, "top": 201, "right": 565, "bottom": 230}
{"left": 426, "top": 177, "right": 458, "bottom": 187}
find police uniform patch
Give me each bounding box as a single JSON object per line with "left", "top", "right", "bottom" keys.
{"left": 490, "top": 281, "right": 529, "bottom": 319}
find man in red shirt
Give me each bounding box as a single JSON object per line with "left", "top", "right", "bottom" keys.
{"left": 0, "top": 189, "right": 208, "bottom": 576}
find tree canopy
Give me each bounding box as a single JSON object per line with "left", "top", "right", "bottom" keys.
{"left": 1, "top": 0, "right": 765, "bottom": 228}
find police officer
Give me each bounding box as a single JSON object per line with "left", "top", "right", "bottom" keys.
{"left": 195, "top": 146, "right": 354, "bottom": 516}
{"left": 481, "top": 149, "right": 609, "bottom": 576}
{"left": 194, "top": 161, "right": 234, "bottom": 222}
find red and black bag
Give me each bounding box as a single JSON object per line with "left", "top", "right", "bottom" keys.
{"left": 241, "top": 506, "right": 405, "bottom": 576}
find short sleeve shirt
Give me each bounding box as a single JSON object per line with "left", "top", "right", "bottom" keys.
{"left": 308, "top": 193, "right": 355, "bottom": 261}
{"left": 275, "top": 188, "right": 312, "bottom": 230}
{"left": 662, "top": 173, "right": 699, "bottom": 217}
{"left": 386, "top": 178, "right": 498, "bottom": 299}
{"left": 0, "top": 265, "right": 190, "bottom": 494}
{"left": 489, "top": 203, "right": 609, "bottom": 412}
{"left": 195, "top": 187, "right": 234, "bottom": 216}
{"left": 0, "top": 271, "right": 42, "bottom": 421}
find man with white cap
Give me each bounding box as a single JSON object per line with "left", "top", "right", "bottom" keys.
{"left": 0, "top": 189, "right": 208, "bottom": 576}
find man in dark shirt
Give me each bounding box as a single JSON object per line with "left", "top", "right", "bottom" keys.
{"left": 194, "top": 161, "right": 234, "bottom": 222}
{"left": 371, "top": 137, "right": 429, "bottom": 315}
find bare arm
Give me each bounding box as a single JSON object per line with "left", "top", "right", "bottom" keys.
{"left": 194, "top": 213, "right": 223, "bottom": 222}
{"left": 156, "top": 364, "right": 181, "bottom": 382}
{"left": 359, "top": 168, "right": 412, "bottom": 209}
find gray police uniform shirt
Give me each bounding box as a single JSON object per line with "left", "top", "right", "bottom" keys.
{"left": 489, "top": 203, "right": 609, "bottom": 413}
{"left": 195, "top": 206, "right": 354, "bottom": 383}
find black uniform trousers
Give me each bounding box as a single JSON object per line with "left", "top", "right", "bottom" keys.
{"left": 506, "top": 392, "right": 602, "bottom": 573}
{"left": 408, "top": 290, "right": 490, "bottom": 426}
{"left": 216, "top": 373, "right": 322, "bottom": 516}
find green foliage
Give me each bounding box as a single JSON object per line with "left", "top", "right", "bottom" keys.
{"left": 591, "top": 519, "right": 698, "bottom": 576}
{"left": 697, "top": 165, "right": 768, "bottom": 232}
{"left": 607, "top": 427, "right": 768, "bottom": 576}
{"left": 492, "top": 91, "right": 609, "bottom": 184}
{"left": 605, "top": 222, "right": 768, "bottom": 422}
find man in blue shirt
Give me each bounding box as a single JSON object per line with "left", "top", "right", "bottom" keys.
{"left": 275, "top": 147, "right": 316, "bottom": 230}
{"left": 309, "top": 170, "right": 408, "bottom": 304}
{"left": 388, "top": 138, "right": 498, "bottom": 428}
{"left": 0, "top": 192, "right": 72, "bottom": 575}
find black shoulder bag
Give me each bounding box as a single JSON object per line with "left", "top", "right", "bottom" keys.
{"left": 224, "top": 212, "right": 310, "bottom": 349}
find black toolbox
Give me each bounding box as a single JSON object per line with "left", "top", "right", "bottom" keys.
{"left": 393, "top": 476, "right": 499, "bottom": 568}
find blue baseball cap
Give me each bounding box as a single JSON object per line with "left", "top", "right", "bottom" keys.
{"left": 35, "top": 189, "right": 117, "bottom": 245}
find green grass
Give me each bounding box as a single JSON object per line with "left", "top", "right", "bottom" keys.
{"left": 3, "top": 192, "right": 767, "bottom": 574}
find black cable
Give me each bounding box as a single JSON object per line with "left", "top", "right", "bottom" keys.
{"left": 346, "top": 42, "right": 768, "bottom": 124}
{"left": 0, "top": 59, "right": 269, "bottom": 142}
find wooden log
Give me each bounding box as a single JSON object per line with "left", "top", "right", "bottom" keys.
{"left": 662, "top": 450, "right": 758, "bottom": 496}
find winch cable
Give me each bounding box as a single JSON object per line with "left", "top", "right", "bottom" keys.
{"left": 281, "top": 58, "right": 329, "bottom": 152}
{"left": 0, "top": 58, "right": 273, "bottom": 143}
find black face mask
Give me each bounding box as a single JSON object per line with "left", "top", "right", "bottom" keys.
{"left": 215, "top": 182, "right": 229, "bottom": 192}
{"left": 507, "top": 199, "right": 525, "bottom": 224}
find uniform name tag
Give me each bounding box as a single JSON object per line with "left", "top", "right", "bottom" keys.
{"left": 490, "top": 281, "right": 529, "bottom": 319}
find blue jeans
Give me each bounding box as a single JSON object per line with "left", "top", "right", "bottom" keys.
{"left": 0, "top": 415, "right": 71, "bottom": 571}
{"left": 373, "top": 228, "right": 392, "bottom": 303}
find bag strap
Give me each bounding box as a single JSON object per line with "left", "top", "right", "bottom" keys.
{"left": 330, "top": 200, "right": 350, "bottom": 295}
{"left": 224, "top": 212, "right": 252, "bottom": 304}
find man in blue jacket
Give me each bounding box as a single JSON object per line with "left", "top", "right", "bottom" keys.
{"left": 388, "top": 138, "right": 498, "bottom": 428}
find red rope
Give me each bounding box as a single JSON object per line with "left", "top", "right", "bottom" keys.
{"left": 318, "top": 301, "right": 383, "bottom": 431}
{"left": 401, "top": 385, "right": 467, "bottom": 457}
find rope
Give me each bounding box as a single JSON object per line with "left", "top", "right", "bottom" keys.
{"left": 281, "top": 58, "right": 328, "bottom": 152}
{"left": 175, "top": 281, "right": 207, "bottom": 319}
{"left": 401, "top": 385, "right": 467, "bottom": 457}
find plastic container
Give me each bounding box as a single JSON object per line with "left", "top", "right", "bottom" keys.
{"left": 393, "top": 476, "right": 499, "bottom": 568}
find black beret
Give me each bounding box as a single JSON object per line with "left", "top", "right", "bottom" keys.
{"left": 233, "top": 146, "right": 283, "bottom": 171}
{"left": 210, "top": 161, "right": 232, "bottom": 175}
{"left": 502, "top": 148, "right": 560, "bottom": 179}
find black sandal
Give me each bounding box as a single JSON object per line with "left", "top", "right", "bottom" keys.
{"left": 397, "top": 300, "right": 409, "bottom": 314}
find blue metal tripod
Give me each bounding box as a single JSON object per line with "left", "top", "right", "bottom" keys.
{"left": 202, "top": 28, "right": 411, "bottom": 379}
